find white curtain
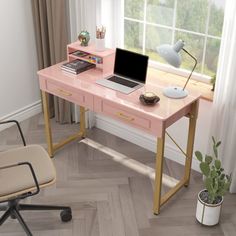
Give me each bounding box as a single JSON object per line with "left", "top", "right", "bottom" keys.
{"left": 68, "top": 0, "right": 123, "bottom": 125}
{"left": 210, "top": 1, "right": 236, "bottom": 193}
{"left": 69, "top": 0, "right": 101, "bottom": 42}
{"left": 69, "top": 0, "right": 123, "bottom": 46}
{"left": 99, "top": 0, "right": 124, "bottom": 48}
{"left": 69, "top": 0, "right": 101, "bottom": 125}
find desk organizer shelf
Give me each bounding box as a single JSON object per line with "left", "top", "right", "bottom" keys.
{"left": 67, "top": 42, "right": 115, "bottom": 74}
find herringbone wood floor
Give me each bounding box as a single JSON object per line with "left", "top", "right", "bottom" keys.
{"left": 0, "top": 113, "right": 235, "bottom": 236}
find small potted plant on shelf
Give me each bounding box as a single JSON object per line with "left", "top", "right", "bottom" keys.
{"left": 195, "top": 137, "right": 231, "bottom": 226}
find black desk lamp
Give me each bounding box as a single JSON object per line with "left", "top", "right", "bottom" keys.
{"left": 157, "top": 39, "right": 197, "bottom": 99}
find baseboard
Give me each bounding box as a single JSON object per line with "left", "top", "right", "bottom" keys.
{"left": 0, "top": 100, "right": 42, "bottom": 131}
{"left": 95, "top": 114, "right": 200, "bottom": 172}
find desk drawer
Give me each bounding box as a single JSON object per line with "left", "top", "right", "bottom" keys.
{"left": 101, "top": 101, "right": 151, "bottom": 130}
{"left": 46, "top": 81, "right": 93, "bottom": 109}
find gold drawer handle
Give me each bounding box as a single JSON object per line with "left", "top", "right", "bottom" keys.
{"left": 56, "top": 89, "right": 72, "bottom": 96}
{"left": 116, "top": 112, "right": 135, "bottom": 122}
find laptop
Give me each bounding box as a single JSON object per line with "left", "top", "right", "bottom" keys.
{"left": 96, "top": 48, "right": 149, "bottom": 94}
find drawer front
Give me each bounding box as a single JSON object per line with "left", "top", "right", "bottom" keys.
{"left": 101, "top": 101, "right": 151, "bottom": 130}
{"left": 46, "top": 81, "right": 93, "bottom": 109}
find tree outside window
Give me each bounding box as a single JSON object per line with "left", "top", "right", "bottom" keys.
{"left": 124, "top": 0, "right": 225, "bottom": 77}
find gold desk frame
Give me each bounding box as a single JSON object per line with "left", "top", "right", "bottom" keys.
{"left": 42, "top": 91, "right": 199, "bottom": 215}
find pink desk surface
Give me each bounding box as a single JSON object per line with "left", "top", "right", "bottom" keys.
{"left": 38, "top": 62, "right": 200, "bottom": 136}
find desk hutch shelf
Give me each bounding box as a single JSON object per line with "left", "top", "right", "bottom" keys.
{"left": 67, "top": 42, "right": 115, "bottom": 74}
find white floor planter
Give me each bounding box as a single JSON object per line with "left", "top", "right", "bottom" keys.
{"left": 196, "top": 189, "right": 223, "bottom": 226}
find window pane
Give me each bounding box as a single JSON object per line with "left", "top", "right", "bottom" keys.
{"left": 204, "top": 38, "right": 221, "bottom": 76}
{"left": 176, "top": 0, "right": 209, "bottom": 33}
{"left": 123, "top": 0, "right": 224, "bottom": 79}
{"left": 124, "top": 20, "right": 143, "bottom": 53}
{"left": 146, "top": 0, "right": 175, "bottom": 26}
{"left": 175, "top": 32, "right": 204, "bottom": 73}
{"left": 208, "top": 0, "right": 225, "bottom": 37}
{"left": 146, "top": 25, "right": 172, "bottom": 62}
{"left": 124, "top": 0, "right": 144, "bottom": 20}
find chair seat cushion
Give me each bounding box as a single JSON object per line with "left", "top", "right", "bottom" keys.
{"left": 0, "top": 145, "right": 56, "bottom": 199}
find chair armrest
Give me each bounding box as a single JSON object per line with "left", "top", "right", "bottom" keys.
{"left": 0, "top": 120, "right": 26, "bottom": 146}
{"left": 0, "top": 162, "right": 40, "bottom": 199}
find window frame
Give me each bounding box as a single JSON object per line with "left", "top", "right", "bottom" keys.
{"left": 123, "top": 0, "right": 224, "bottom": 84}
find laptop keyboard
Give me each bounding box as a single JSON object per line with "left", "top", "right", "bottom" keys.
{"left": 108, "top": 76, "right": 139, "bottom": 88}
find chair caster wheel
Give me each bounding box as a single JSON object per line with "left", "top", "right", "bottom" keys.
{"left": 60, "top": 209, "right": 72, "bottom": 222}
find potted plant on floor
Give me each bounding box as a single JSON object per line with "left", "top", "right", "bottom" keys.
{"left": 195, "top": 137, "right": 231, "bottom": 226}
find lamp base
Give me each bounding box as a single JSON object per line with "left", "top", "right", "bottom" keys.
{"left": 163, "top": 86, "right": 188, "bottom": 99}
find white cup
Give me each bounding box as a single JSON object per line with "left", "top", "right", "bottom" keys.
{"left": 95, "top": 38, "right": 105, "bottom": 52}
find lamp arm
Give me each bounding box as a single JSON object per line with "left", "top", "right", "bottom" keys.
{"left": 182, "top": 48, "right": 198, "bottom": 90}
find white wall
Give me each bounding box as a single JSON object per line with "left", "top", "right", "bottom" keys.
{"left": 0, "top": 0, "right": 41, "bottom": 122}
{"left": 96, "top": 99, "right": 212, "bottom": 172}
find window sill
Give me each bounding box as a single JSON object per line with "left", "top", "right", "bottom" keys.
{"left": 147, "top": 68, "right": 213, "bottom": 102}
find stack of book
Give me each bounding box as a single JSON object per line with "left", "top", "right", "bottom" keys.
{"left": 61, "top": 59, "right": 95, "bottom": 74}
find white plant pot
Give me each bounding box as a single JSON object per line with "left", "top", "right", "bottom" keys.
{"left": 196, "top": 189, "right": 223, "bottom": 226}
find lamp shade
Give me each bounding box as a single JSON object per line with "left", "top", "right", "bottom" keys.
{"left": 156, "top": 40, "right": 185, "bottom": 68}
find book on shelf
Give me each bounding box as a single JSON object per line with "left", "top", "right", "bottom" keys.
{"left": 71, "top": 50, "right": 88, "bottom": 57}
{"left": 61, "top": 59, "right": 96, "bottom": 74}
{"left": 71, "top": 50, "right": 103, "bottom": 64}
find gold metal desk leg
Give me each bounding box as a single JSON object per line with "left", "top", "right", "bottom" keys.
{"left": 184, "top": 100, "right": 198, "bottom": 187}
{"left": 41, "top": 91, "right": 86, "bottom": 157}
{"left": 79, "top": 106, "right": 86, "bottom": 137}
{"left": 153, "top": 135, "right": 165, "bottom": 215}
{"left": 41, "top": 91, "right": 54, "bottom": 157}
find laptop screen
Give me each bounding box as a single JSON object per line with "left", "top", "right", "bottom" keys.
{"left": 114, "top": 48, "right": 149, "bottom": 83}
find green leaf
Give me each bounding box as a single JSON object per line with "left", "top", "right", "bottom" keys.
{"left": 195, "top": 151, "right": 203, "bottom": 162}
{"left": 200, "top": 162, "right": 210, "bottom": 176}
{"left": 214, "top": 180, "right": 219, "bottom": 192}
{"left": 210, "top": 169, "right": 217, "bottom": 178}
{"left": 205, "top": 178, "right": 213, "bottom": 194}
{"left": 216, "top": 141, "right": 221, "bottom": 147}
{"left": 215, "top": 159, "right": 221, "bottom": 169}
{"left": 212, "top": 136, "right": 216, "bottom": 145}
{"left": 205, "top": 155, "right": 213, "bottom": 164}
{"left": 220, "top": 174, "right": 225, "bottom": 180}
{"left": 213, "top": 145, "right": 218, "bottom": 158}
{"left": 217, "top": 189, "right": 225, "bottom": 197}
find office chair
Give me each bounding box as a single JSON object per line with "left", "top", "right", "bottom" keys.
{"left": 0, "top": 120, "right": 72, "bottom": 236}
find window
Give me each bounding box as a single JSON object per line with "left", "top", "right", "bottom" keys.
{"left": 123, "top": 0, "right": 225, "bottom": 79}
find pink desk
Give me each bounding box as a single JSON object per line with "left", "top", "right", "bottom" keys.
{"left": 38, "top": 63, "right": 200, "bottom": 215}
